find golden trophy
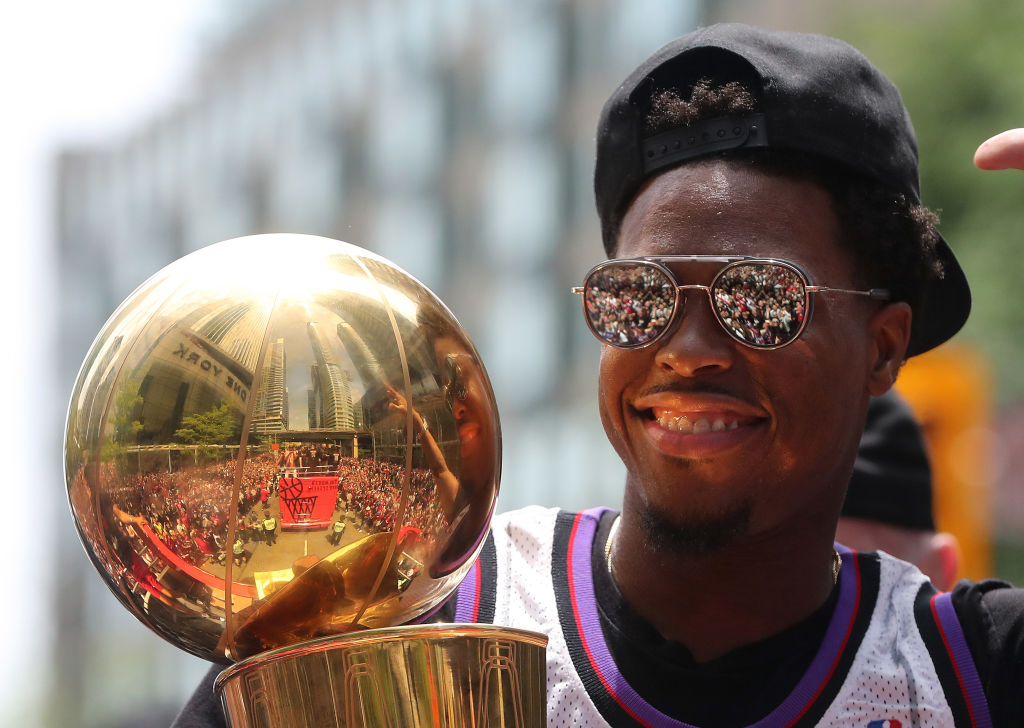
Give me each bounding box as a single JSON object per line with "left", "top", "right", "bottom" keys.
{"left": 64, "top": 234, "right": 546, "bottom": 727}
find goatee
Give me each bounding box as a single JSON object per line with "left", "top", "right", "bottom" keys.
{"left": 640, "top": 500, "right": 753, "bottom": 557}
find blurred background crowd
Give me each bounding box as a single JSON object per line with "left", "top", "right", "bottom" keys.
{"left": 3, "top": 0, "right": 1023, "bottom": 726}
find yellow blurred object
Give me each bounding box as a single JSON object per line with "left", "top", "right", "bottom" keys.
{"left": 896, "top": 343, "right": 993, "bottom": 581}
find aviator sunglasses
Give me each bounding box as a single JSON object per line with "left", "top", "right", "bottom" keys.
{"left": 572, "top": 256, "right": 890, "bottom": 350}
{"left": 441, "top": 354, "right": 468, "bottom": 411}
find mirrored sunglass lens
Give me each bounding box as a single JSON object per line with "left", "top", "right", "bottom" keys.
{"left": 712, "top": 263, "right": 806, "bottom": 347}
{"left": 442, "top": 356, "right": 465, "bottom": 410}
{"left": 583, "top": 264, "right": 676, "bottom": 346}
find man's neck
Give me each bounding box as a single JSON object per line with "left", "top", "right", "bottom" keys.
{"left": 609, "top": 506, "right": 840, "bottom": 663}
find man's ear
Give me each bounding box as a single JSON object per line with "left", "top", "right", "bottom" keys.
{"left": 867, "top": 302, "right": 912, "bottom": 396}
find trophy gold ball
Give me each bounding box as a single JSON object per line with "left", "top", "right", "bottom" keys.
{"left": 64, "top": 234, "right": 502, "bottom": 664}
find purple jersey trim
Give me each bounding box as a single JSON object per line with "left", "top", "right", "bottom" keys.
{"left": 568, "top": 508, "right": 859, "bottom": 728}
{"left": 932, "top": 592, "right": 993, "bottom": 728}
{"left": 453, "top": 558, "right": 480, "bottom": 623}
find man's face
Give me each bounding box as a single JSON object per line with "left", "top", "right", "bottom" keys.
{"left": 433, "top": 335, "right": 498, "bottom": 482}
{"left": 601, "top": 159, "right": 892, "bottom": 553}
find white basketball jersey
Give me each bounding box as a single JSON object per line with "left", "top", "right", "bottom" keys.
{"left": 450, "top": 506, "right": 992, "bottom": 728}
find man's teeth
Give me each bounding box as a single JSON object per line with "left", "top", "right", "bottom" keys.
{"left": 656, "top": 413, "right": 739, "bottom": 433}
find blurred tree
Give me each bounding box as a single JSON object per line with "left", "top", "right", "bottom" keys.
{"left": 174, "top": 402, "right": 242, "bottom": 459}
{"left": 101, "top": 377, "right": 144, "bottom": 463}
{"left": 831, "top": 0, "right": 1024, "bottom": 402}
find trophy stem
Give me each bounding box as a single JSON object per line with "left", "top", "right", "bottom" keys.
{"left": 216, "top": 623, "right": 547, "bottom": 728}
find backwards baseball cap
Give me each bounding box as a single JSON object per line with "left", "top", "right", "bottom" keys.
{"left": 594, "top": 23, "right": 970, "bottom": 356}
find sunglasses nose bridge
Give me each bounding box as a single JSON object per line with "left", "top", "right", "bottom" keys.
{"left": 671, "top": 281, "right": 725, "bottom": 325}
{"left": 672, "top": 283, "right": 716, "bottom": 317}
{"left": 653, "top": 283, "right": 737, "bottom": 374}
{"left": 675, "top": 283, "right": 710, "bottom": 294}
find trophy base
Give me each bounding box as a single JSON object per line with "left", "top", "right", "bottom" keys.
{"left": 216, "top": 623, "right": 548, "bottom": 728}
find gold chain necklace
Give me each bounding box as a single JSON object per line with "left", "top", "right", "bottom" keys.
{"left": 605, "top": 516, "right": 842, "bottom": 585}
{"left": 605, "top": 514, "right": 620, "bottom": 571}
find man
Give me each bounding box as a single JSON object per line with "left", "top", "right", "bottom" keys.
{"left": 839, "top": 390, "right": 960, "bottom": 591}
{"left": 232, "top": 538, "right": 247, "bottom": 568}
{"left": 328, "top": 516, "right": 346, "bottom": 546}
{"left": 173, "top": 25, "right": 1024, "bottom": 727}
{"left": 441, "top": 25, "right": 1023, "bottom": 727}
{"left": 261, "top": 510, "right": 277, "bottom": 546}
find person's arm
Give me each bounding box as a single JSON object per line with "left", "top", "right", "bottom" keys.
{"left": 950, "top": 580, "right": 1024, "bottom": 727}
{"left": 386, "top": 385, "right": 459, "bottom": 519}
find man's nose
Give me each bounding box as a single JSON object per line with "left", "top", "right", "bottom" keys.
{"left": 654, "top": 292, "right": 736, "bottom": 377}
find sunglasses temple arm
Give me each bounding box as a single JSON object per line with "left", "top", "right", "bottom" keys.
{"left": 807, "top": 286, "right": 891, "bottom": 301}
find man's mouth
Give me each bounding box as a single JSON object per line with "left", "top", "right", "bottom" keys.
{"left": 458, "top": 421, "right": 480, "bottom": 442}
{"left": 631, "top": 392, "right": 768, "bottom": 455}
{"left": 650, "top": 408, "right": 741, "bottom": 434}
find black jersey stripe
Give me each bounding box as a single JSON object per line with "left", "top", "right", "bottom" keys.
{"left": 475, "top": 530, "right": 497, "bottom": 623}
{"left": 450, "top": 529, "right": 497, "bottom": 623}
{"left": 915, "top": 585, "right": 994, "bottom": 728}
{"left": 931, "top": 592, "right": 994, "bottom": 728}
{"left": 915, "top": 581, "right": 976, "bottom": 726}
{"left": 788, "top": 549, "right": 879, "bottom": 728}
{"left": 553, "top": 509, "right": 641, "bottom": 726}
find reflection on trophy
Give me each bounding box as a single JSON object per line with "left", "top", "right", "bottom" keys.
{"left": 64, "top": 234, "right": 546, "bottom": 726}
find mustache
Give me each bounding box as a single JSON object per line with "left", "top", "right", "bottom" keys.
{"left": 636, "top": 382, "right": 748, "bottom": 400}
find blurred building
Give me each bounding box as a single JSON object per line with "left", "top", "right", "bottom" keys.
{"left": 52, "top": 0, "right": 703, "bottom": 725}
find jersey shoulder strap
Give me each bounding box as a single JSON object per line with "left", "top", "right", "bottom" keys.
{"left": 451, "top": 529, "right": 499, "bottom": 624}
{"left": 914, "top": 582, "right": 994, "bottom": 728}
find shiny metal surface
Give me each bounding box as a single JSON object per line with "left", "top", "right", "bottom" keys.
{"left": 65, "top": 234, "right": 501, "bottom": 663}
{"left": 217, "top": 624, "right": 548, "bottom": 727}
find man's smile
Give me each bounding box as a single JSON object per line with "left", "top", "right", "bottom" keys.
{"left": 630, "top": 391, "right": 769, "bottom": 457}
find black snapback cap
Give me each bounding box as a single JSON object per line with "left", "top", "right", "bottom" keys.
{"left": 594, "top": 23, "right": 971, "bottom": 356}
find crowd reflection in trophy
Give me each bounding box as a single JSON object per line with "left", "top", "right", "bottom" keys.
{"left": 88, "top": 452, "right": 452, "bottom": 573}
